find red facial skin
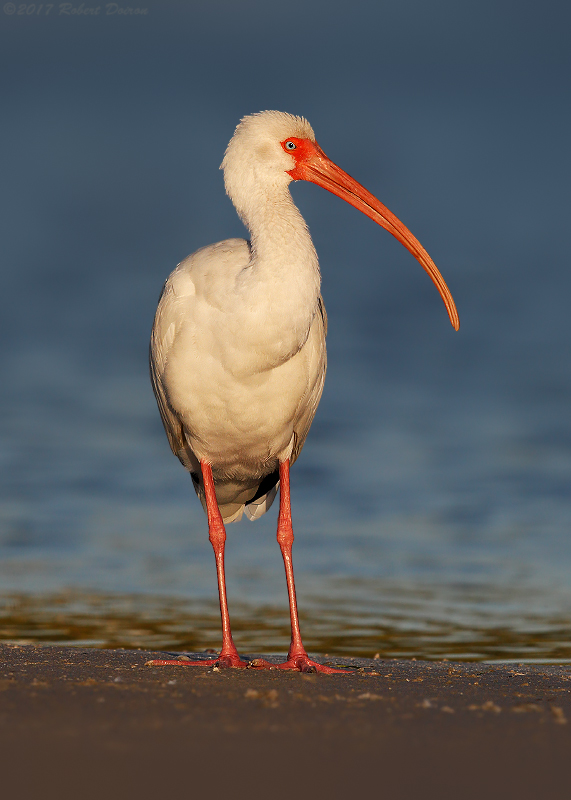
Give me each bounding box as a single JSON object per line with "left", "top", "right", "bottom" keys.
{"left": 281, "top": 136, "right": 321, "bottom": 175}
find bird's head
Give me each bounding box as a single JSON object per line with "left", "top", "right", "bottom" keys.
{"left": 222, "top": 111, "right": 459, "bottom": 331}
{"left": 221, "top": 111, "right": 315, "bottom": 209}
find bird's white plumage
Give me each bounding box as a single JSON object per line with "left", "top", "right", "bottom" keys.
{"left": 150, "top": 112, "right": 327, "bottom": 522}
{"left": 147, "top": 111, "right": 459, "bottom": 672}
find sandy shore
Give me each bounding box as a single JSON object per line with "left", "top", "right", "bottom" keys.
{"left": 1, "top": 644, "right": 569, "bottom": 799}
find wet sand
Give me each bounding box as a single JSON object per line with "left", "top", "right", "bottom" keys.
{"left": 1, "top": 644, "right": 569, "bottom": 799}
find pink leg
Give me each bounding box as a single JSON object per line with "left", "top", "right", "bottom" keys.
{"left": 147, "top": 461, "right": 246, "bottom": 668}
{"left": 273, "top": 460, "right": 345, "bottom": 674}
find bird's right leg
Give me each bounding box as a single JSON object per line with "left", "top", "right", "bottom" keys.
{"left": 201, "top": 460, "right": 246, "bottom": 667}
{"left": 147, "top": 461, "right": 246, "bottom": 669}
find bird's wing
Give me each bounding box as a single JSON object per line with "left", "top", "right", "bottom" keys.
{"left": 290, "top": 293, "right": 327, "bottom": 467}
{"left": 150, "top": 238, "right": 252, "bottom": 470}
{"left": 149, "top": 279, "right": 187, "bottom": 460}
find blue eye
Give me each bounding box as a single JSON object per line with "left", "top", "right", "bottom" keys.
{"left": 285, "top": 141, "right": 296, "bottom": 150}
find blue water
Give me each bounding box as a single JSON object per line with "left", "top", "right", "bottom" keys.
{"left": 1, "top": 0, "right": 570, "bottom": 659}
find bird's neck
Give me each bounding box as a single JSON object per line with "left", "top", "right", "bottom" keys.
{"left": 239, "top": 188, "right": 321, "bottom": 326}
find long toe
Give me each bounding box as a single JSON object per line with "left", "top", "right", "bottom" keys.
{"left": 145, "top": 658, "right": 218, "bottom": 667}
{"left": 146, "top": 652, "right": 248, "bottom": 668}
{"left": 247, "top": 658, "right": 278, "bottom": 669}
{"left": 277, "top": 655, "right": 348, "bottom": 674}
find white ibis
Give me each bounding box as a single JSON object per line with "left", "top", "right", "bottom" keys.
{"left": 148, "top": 111, "right": 459, "bottom": 673}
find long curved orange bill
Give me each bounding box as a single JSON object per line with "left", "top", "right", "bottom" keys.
{"left": 289, "top": 142, "right": 459, "bottom": 331}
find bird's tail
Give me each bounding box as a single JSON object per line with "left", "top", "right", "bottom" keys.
{"left": 192, "top": 470, "right": 280, "bottom": 524}
{"left": 244, "top": 482, "right": 279, "bottom": 521}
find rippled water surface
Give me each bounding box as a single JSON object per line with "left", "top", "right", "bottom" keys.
{"left": 1, "top": 2, "right": 570, "bottom": 661}
{"left": 2, "top": 587, "right": 571, "bottom": 662}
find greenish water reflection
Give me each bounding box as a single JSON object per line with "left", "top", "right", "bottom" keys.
{"left": 1, "top": 589, "right": 570, "bottom": 662}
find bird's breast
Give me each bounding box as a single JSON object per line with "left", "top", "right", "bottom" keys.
{"left": 163, "top": 304, "right": 325, "bottom": 472}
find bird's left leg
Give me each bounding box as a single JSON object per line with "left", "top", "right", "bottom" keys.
{"left": 147, "top": 461, "right": 246, "bottom": 669}
{"left": 273, "top": 459, "right": 345, "bottom": 674}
